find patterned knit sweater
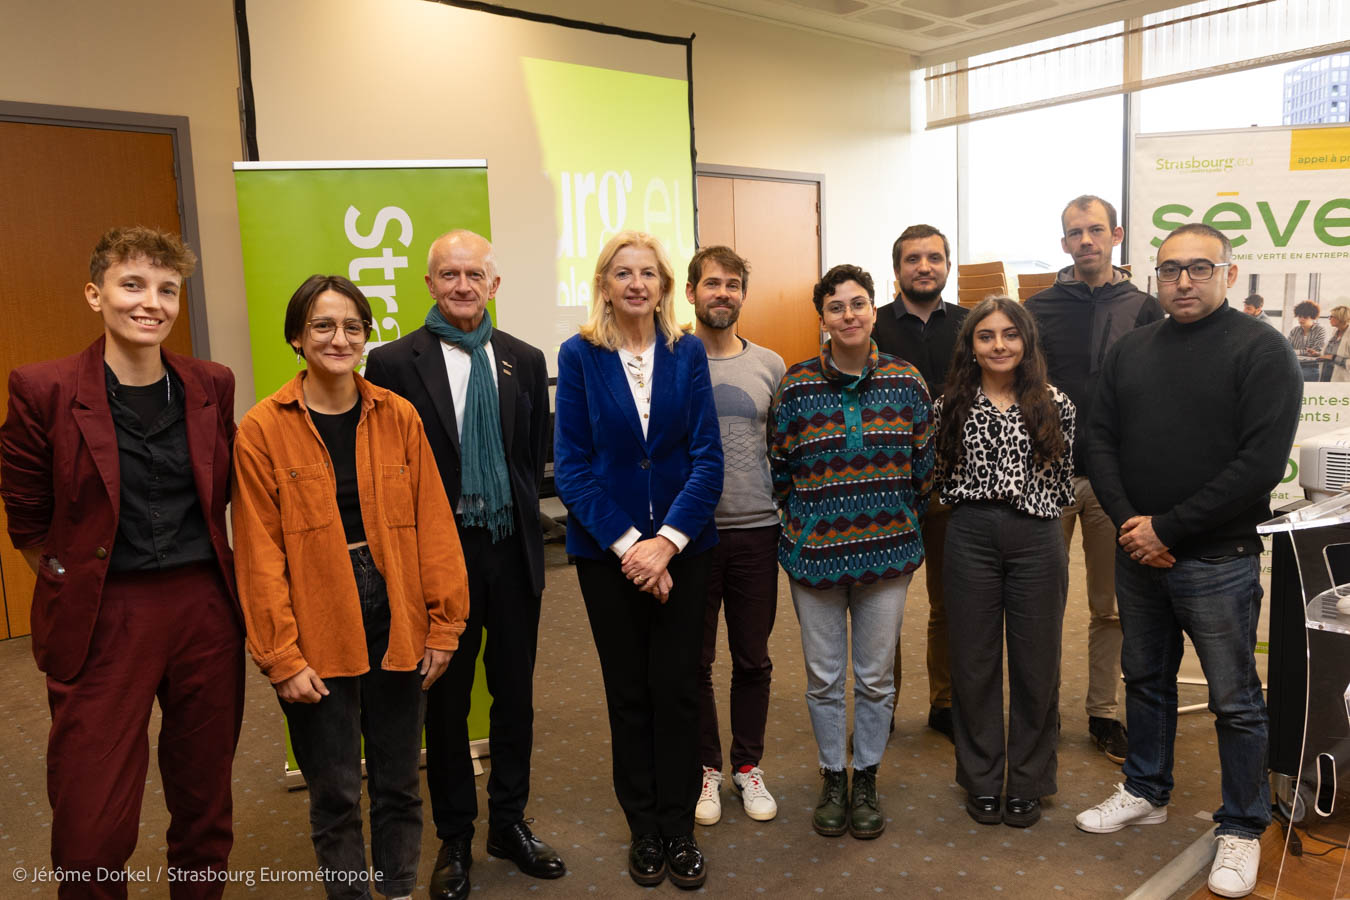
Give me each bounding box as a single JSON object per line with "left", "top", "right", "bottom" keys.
{"left": 768, "top": 340, "right": 934, "bottom": 589}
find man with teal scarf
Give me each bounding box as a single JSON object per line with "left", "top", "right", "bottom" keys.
{"left": 364, "top": 230, "right": 561, "bottom": 900}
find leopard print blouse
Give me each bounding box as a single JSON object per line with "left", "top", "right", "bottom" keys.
{"left": 934, "top": 385, "right": 1075, "bottom": 519}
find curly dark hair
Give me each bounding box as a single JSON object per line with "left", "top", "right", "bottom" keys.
{"left": 812, "top": 264, "right": 874, "bottom": 314}
{"left": 936, "top": 296, "right": 1066, "bottom": 474}
{"left": 1293, "top": 300, "right": 1321, "bottom": 319}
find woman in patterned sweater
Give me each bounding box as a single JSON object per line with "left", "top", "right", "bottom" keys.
{"left": 933, "top": 295, "right": 1074, "bottom": 830}
{"left": 768, "top": 264, "right": 933, "bottom": 841}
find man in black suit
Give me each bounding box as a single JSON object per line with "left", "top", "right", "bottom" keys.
{"left": 365, "top": 229, "right": 561, "bottom": 900}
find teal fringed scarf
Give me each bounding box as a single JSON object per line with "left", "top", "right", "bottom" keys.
{"left": 424, "top": 306, "right": 515, "bottom": 540}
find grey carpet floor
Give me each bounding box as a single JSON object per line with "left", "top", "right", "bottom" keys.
{"left": 0, "top": 540, "right": 1235, "bottom": 897}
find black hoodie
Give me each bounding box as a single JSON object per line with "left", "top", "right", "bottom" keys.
{"left": 1024, "top": 265, "right": 1164, "bottom": 473}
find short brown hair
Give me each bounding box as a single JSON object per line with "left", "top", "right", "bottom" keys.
{"left": 687, "top": 245, "right": 750, "bottom": 293}
{"left": 891, "top": 225, "right": 950, "bottom": 272}
{"left": 1061, "top": 195, "right": 1118, "bottom": 233}
{"left": 812, "top": 264, "right": 875, "bottom": 314}
{"left": 283, "top": 275, "right": 374, "bottom": 349}
{"left": 89, "top": 225, "right": 197, "bottom": 286}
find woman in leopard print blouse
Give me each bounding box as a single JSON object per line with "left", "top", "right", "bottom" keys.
{"left": 932, "top": 295, "right": 1075, "bottom": 830}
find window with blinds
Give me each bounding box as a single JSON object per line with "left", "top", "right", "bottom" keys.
{"left": 925, "top": 0, "right": 1350, "bottom": 128}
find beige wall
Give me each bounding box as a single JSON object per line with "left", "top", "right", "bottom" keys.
{"left": 3, "top": 0, "right": 255, "bottom": 406}
{"left": 4, "top": 0, "right": 929, "bottom": 404}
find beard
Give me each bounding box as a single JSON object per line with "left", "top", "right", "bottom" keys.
{"left": 901, "top": 283, "right": 944, "bottom": 306}
{"left": 696, "top": 305, "right": 739, "bottom": 329}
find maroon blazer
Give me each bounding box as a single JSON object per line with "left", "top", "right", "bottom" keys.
{"left": 0, "top": 337, "right": 241, "bottom": 682}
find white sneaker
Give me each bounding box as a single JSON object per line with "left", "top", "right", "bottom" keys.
{"left": 1075, "top": 783, "right": 1168, "bottom": 833}
{"left": 1208, "top": 834, "right": 1260, "bottom": 898}
{"left": 695, "top": 766, "right": 723, "bottom": 825}
{"left": 732, "top": 766, "right": 779, "bottom": 822}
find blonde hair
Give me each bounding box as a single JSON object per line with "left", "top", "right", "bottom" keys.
{"left": 580, "top": 231, "right": 681, "bottom": 351}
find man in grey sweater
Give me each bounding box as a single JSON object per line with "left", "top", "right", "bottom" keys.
{"left": 688, "top": 246, "right": 787, "bottom": 828}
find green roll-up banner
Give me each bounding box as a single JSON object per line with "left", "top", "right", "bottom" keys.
{"left": 233, "top": 161, "right": 494, "bottom": 778}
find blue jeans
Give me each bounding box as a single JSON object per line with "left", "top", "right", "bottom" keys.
{"left": 1115, "top": 553, "right": 1270, "bottom": 838}
{"left": 789, "top": 575, "right": 910, "bottom": 771}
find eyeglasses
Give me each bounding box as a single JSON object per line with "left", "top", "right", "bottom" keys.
{"left": 1155, "top": 260, "right": 1230, "bottom": 283}
{"left": 307, "top": 318, "right": 369, "bottom": 343}
{"left": 822, "top": 298, "right": 873, "bottom": 317}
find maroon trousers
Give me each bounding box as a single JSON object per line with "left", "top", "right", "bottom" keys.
{"left": 45, "top": 562, "right": 244, "bottom": 899}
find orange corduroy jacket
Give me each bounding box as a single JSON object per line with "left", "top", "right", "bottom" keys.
{"left": 231, "top": 372, "right": 468, "bottom": 684}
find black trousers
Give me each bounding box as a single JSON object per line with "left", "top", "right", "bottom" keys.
{"left": 577, "top": 549, "right": 712, "bottom": 837}
{"left": 698, "top": 525, "right": 780, "bottom": 772}
{"left": 425, "top": 525, "right": 541, "bottom": 840}
{"left": 944, "top": 502, "right": 1067, "bottom": 799}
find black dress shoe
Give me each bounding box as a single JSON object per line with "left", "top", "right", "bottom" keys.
{"left": 486, "top": 820, "right": 566, "bottom": 879}
{"left": 663, "top": 834, "right": 707, "bottom": 890}
{"left": 628, "top": 833, "right": 666, "bottom": 886}
{"left": 1004, "top": 797, "right": 1042, "bottom": 828}
{"left": 927, "top": 706, "right": 955, "bottom": 743}
{"left": 429, "top": 835, "right": 473, "bottom": 900}
{"left": 966, "top": 793, "right": 1002, "bottom": 825}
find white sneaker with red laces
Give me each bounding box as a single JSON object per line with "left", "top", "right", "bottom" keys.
{"left": 732, "top": 766, "right": 778, "bottom": 821}
{"left": 696, "top": 766, "right": 723, "bottom": 826}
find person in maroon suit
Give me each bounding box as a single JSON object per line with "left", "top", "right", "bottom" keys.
{"left": 0, "top": 226, "right": 244, "bottom": 899}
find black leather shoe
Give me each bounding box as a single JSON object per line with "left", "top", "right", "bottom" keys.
{"left": 429, "top": 835, "right": 473, "bottom": 900}
{"left": 486, "top": 820, "right": 566, "bottom": 879}
{"left": 663, "top": 834, "right": 707, "bottom": 890}
{"left": 628, "top": 833, "right": 666, "bottom": 887}
{"left": 966, "top": 794, "right": 1002, "bottom": 825}
{"left": 1004, "top": 797, "right": 1042, "bottom": 828}
{"left": 927, "top": 706, "right": 955, "bottom": 743}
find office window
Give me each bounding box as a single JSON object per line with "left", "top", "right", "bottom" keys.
{"left": 963, "top": 95, "right": 1124, "bottom": 270}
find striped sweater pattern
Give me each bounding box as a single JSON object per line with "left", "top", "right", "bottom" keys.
{"left": 768, "top": 341, "right": 934, "bottom": 589}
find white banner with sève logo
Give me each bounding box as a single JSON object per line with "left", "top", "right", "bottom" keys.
{"left": 1131, "top": 124, "right": 1350, "bottom": 678}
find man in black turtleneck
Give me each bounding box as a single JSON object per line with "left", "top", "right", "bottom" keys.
{"left": 1078, "top": 223, "right": 1300, "bottom": 900}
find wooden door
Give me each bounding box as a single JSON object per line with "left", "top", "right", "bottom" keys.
{"left": 695, "top": 174, "right": 821, "bottom": 367}
{"left": 0, "top": 121, "right": 187, "bottom": 639}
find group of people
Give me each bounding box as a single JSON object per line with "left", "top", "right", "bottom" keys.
{"left": 0, "top": 190, "right": 1301, "bottom": 900}
{"left": 1242, "top": 293, "right": 1350, "bottom": 382}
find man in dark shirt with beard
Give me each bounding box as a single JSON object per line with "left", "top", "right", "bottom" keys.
{"left": 872, "top": 223, "right": 965, "bottom": 743}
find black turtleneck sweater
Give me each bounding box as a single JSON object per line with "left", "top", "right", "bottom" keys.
{"left": 1087, "top": 301, "right": 1302, "bottom": 559}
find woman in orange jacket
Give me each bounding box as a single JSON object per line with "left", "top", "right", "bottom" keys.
{"left": 231, "top": 274, "right": 469, "bottom": 900}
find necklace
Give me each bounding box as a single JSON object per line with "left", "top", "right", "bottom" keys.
{"left": 624, "top": 350, "right": 652, "bottom": 420}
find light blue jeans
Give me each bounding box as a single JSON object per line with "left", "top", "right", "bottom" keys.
{"left": 790, "top": 575, "right": 911, "bottom": 771}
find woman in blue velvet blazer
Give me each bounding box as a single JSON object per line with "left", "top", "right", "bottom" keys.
{"left": 553, "top": 231, "right": 722, "bottom": 890}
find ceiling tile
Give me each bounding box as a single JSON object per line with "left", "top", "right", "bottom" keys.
{"left": 923, "top": 23, "right": 970, "bottom": 37}
{"left": 902, "top": 0, "right": 1010, "bottom": 17}
{"left": 859, "top": 8, "right": 937, "bottom": 30}
{"left": 780, "top": 0, "right": 870, "bottom": 14}
{"left": 968, "top": 0, "right": 1057, "bottom": 26}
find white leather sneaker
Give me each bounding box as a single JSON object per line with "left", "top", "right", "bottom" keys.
{"left": 1208, "top": 834, "right": 1260, "bottom": 898}
{"left": 732, "top": 766, "right": 779, "bottom": 821}
{"left": 695, "top": 766, "right": 723, "bottom": 826}
{"left": 1075, "top": 783, "right": 1168, "bottom": 833}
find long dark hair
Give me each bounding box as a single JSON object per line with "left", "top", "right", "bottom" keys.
{"left": 936, "top": 296, "right": 1065, "bottom": 473}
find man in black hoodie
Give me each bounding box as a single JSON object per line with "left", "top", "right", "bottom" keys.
{"left": 1024, "top": 195, "right": 1163, "bottom": 765}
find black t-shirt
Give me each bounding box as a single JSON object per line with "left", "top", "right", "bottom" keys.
{"left": 309, "top": 401, "right": 365, "bottom": 544}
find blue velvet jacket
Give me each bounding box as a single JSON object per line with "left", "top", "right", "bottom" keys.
{"left": 553, "top": 331, "right": 723, "bottom": 560}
